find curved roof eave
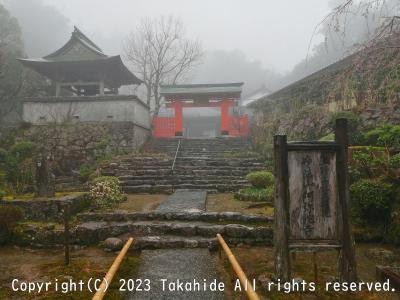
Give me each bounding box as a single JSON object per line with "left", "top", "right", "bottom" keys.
{"left": 17, "top": 55, "right": 142, "bottom": 86}
{"left": 43, "top": 33, "right": 107, "bottom": 60}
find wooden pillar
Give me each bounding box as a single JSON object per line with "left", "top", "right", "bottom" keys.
{"left": 221, "top": 100, "right": 230, "bottom": 136}
{"left": 174, "top": 101, "right": 183, "bottom": 136}
{"left": 335, "top": 118, "right": 357, "bottom": 282}
{"left": 273, "top": 135, "right": 291, "bottom": 281}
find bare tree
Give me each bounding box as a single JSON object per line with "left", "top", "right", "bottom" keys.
{"left": 0, "top": 46, "right": 23, "bottom": 123}
{"left": 322, "top": 0, "right": 400, "bottom": 51}
{"left": 124, "top": 16, "right": 204, "bottom": 113}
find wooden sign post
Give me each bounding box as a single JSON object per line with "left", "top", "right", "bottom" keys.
{"left": 273, "top": 118, "right": 357, "bottom": 282}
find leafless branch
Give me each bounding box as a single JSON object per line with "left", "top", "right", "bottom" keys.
{"left": 124, "top": 15, "right": 204, "bottom": 113}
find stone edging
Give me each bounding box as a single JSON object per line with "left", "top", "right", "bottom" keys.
{"left": 77, "top": 211, "right": 273, "bottom": 223}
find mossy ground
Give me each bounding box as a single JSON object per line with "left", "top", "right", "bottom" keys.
{"left": 0, "top": 246, "right": 140, "bottom": 299}
{"left": 115, "top": 194, "right": 168, "bottom": 212}
{"left": 218, "top": 244, "right": 400, "bottom": 300}
{"left": 2, "top": 191, "right": 84, "bottom": 201}
{"left": 207, "top": 193, "right": 273, "bottom": 216}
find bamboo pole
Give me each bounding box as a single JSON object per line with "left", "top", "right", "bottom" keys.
{"left": 216, "top": 234, "right": 260, "bottom": 300}
{"left": 92, "top": 238, "right": 134, "bottom": 300}
{"left": 64, "top": 204, "right": 70, "bottom": 266}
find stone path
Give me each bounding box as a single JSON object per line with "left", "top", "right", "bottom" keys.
{"left": 155, "top": 189, "right": 207, "bottom": 213}
{"left": 126, "top": 190, "right": 224, "bottom": 299}
{"left": 126, "top": 249, "right": 224, "bottom": 300}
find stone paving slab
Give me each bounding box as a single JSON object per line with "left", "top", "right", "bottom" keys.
{"left": 155, "top": 189, "right": 207, "bottom": 213}
{"left": 126, "top": 249, "right": 224, "bottom": 300}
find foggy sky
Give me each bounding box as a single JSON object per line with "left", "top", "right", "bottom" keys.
{"left": 41, "top": 0, "right": 331, "bottom": 73}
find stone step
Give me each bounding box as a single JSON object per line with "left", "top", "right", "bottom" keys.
{"left": 121, "top": 183, "right": 249, "bottom": 193}
{"left": 122, "top": 185, "right": 173, "bottom": 193}
{"left": 120, "top": 179, "right": 249, "bottom": 185}
{"left": 173, "top": 170, "right": 261, "bottom": 176}
{"left": 129, "top": 234, "right": 271, "bottom": 250}
{"left": 113, "top": 169, "right": 259, "bottom": 177}
{"left": 130, "top": 235, "right": 217, "bottom": 250}
{"left": 75, "top": 221, "right": 273, "bottom": 245}
{"left": 77, "top": 211, "right": 272, "bottom": 223}
{"left": 118, "top": 174, "right": 250, "bottom": 181}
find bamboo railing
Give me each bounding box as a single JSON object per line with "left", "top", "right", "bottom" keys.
{"left": 216, "top": 233, "right": 260, "bottom": 300}
{"left": 92, "top": 237, "right": 134, "bottom": 300}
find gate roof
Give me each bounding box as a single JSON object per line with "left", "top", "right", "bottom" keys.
{"left": 160, "top": 82, "right": 243, "bottom": 101}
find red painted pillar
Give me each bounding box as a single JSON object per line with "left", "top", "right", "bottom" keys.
{"left": 220, "top": 100, "right": 230, "bottom": 136}
{"left": 174, "top": 101, "right": 183, "bottom": 136}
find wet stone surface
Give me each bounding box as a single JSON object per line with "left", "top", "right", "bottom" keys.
{"left": 127, "top": 249, "right": 224, "bottom": 300}
{"left": 155, "top": 189, "right": 207, "bottom": 213}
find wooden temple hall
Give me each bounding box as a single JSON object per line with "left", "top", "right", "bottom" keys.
{"left": 18, "top": 27, "right": 150, "bottom": 130}
{"left": 154, "top": 83, "right": 249, "bottom": 138}
{"left": 18, "top": 26, "right": 142, "bottom": 96}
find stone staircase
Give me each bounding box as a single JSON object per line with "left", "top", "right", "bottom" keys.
{"left": 102, "top": 138, "right": 265, "bottom": 193}
{"left": 75, "top": 210, "right": 273, "bottom": 249}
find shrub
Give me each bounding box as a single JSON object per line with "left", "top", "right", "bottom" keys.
{"left": 319, "top": 133, "right": 335, "bottom": 141}
{"left": 89, "top": 176, "right": 125, "bottom": 209}
{"left": 388, "top": 208, "right": 400, "bottom": 245}
{"left": 79, "top": 163, "right": 96, "bottom": 181}
{"left": 246, "top": 171, "right": 274, "bottom": 189}
{"left": 235, "top": 187, "right": 274, "bottom": 202}
{"left": 364, "top": 124, "right": 400, "bottom": 149}
{"left": 350, "top": 179, "right": 393, "bottom": 226}
{"left": 0, "top": 206, "right": 23, "bottom": 244}
{"left": 3, "top": 142, "right": 36, "bottom": 196}
{"left": 389, "top": 153, "right": 400, "bottom": 169}
{"left": 350, "top": 148, "right": 386, "bottom": 180}
{"left": 0, "top": 148, "right": 7, "bottom": 163}
{"left": 9, "top": 142, "right": 35, "bottom": 159}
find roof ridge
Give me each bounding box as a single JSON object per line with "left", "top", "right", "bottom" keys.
{"left": 160, "top": 82, "right": 244, "bottom": 88}
{"left": 72, "top": 26, "right": 103, "bottom": 53}
{"left": 42, "top": 26, "right": 106, "bottom": 60}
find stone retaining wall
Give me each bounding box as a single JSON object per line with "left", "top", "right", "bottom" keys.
{"left": 255, "top": 102, "right": 400, "bottom": 142}
{"left": 24, "top": 121, "right": 149, "bottom": 172}
{"left": 77, "top": 211, "right": 272, "bottom": 223}
{"left": 12, "top": 221, "right": 273, "bottom": 249}
{"left": 22, "top": 121, "right": 150, "bottom": 191}
{"left": 0, "top": 194, "right": 91, "bottom": 222}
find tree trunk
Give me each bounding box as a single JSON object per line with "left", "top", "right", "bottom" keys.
{"left": 146, "top": 84, "right": 152, "bottom": 107}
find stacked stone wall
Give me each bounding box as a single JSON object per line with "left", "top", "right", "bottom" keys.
{"left": 254, "top": 102, "right": 400, "bottom": 142}
{"left": 23, "top": 121, "right": 149, "bottom": 174}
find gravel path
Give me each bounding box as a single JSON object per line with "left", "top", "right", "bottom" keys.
{"left": 155, "top": 189, "right": 207, "bottom": 213}
{"left": 126, "top": 249, "right": 224, "bottom": 300}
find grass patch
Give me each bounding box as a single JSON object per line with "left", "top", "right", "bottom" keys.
{"left": 234, "top": 187, "right": 273, "bottom": 202}
{"left": 219, "top": 244, "right": 399, "bottom": 300}
{"left": 2, "top": 191, "right": 84, "bottom": 201}
{"left": 207, "top": 193, "right": 269, "bottom": 215}
{"left": 0, "top": 247, "right": 141, "bottom": 300}
{"left": 115, "top": 194, "right": 167, "bottom": 212}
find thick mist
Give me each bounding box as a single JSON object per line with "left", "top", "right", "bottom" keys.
{"left": 2, "top": 0, "right": 397, "bottom": 98}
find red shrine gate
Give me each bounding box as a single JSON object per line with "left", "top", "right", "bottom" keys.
{"left": 153, "top": 83, "right": 249, "bottom": 138}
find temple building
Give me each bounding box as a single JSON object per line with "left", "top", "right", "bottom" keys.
{"left": 18, "top": 26, "right": 142, "bottom": 97}
{"left": 18, "top": 26, "right": 150, "bottom": 130}
{"left": 153, "top": 83, "right": 249, "bottom": 138}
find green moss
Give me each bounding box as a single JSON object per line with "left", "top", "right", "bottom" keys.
{"left": 350, "top": 179, "right": 393, "bottom": 226}
{"left": 2, "top": 191, "right": 84, "bottom": 201}
{"left": 235, "top": 187, "right": 274, "bottom": 202}
{"left": 246, "top": 171, "right": 274, "bottom": 189}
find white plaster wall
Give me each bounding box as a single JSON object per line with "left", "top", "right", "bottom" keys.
{"left": 23, "top": 99, "right": 150, "bottom": 128}
{"left": 134, "top": 102, "right": 151, "bottom": 128}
